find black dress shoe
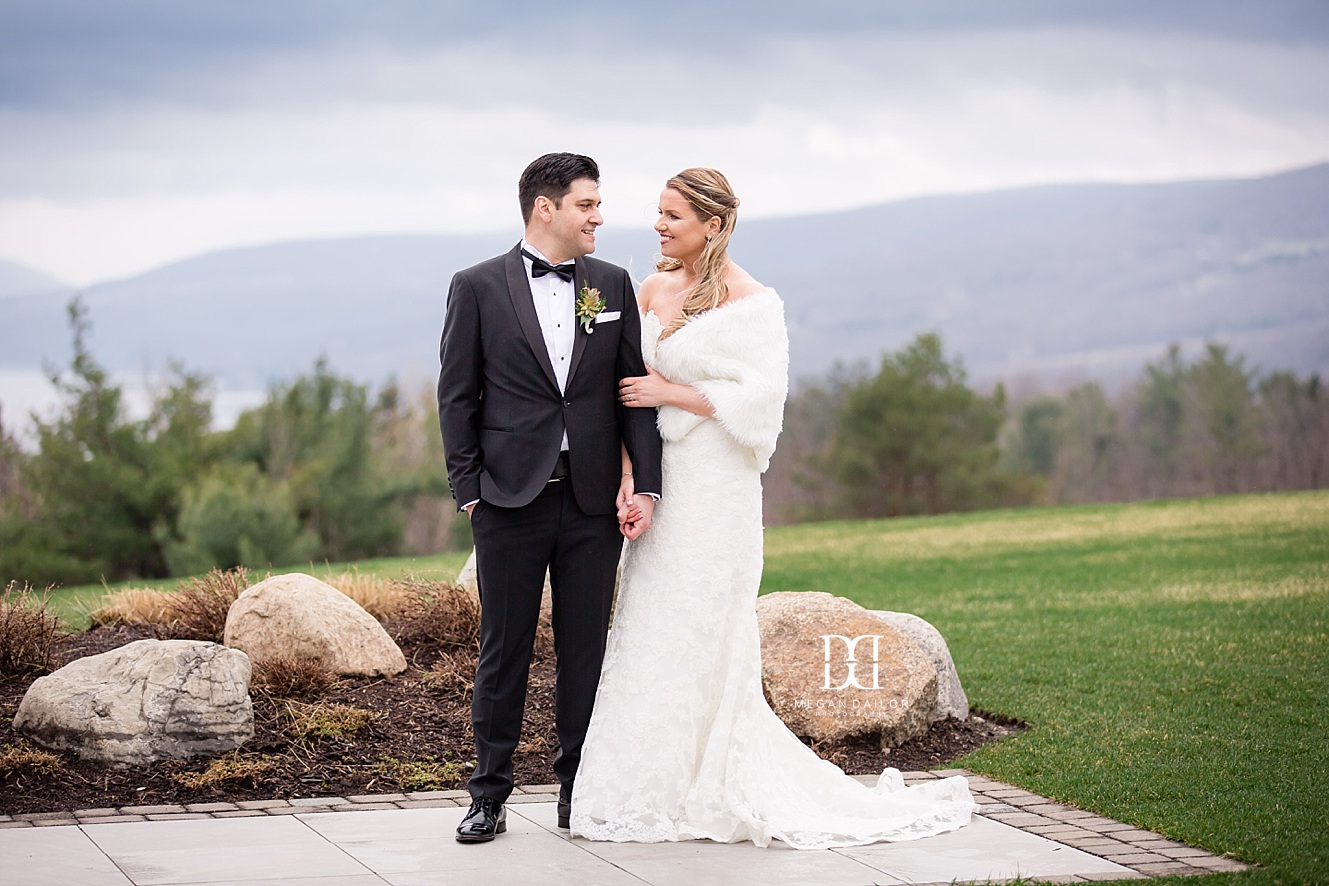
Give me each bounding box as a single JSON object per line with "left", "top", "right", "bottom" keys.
{"left": 456, "top": 797, "right": 506, "bottom": 843}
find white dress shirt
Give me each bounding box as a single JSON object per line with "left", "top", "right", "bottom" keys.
{"left": 521, "top": 240, "right": 575, "bottom": 451}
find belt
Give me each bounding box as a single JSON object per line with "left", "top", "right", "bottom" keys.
{"left": 548, "top": 451, "right": 572, "bottom": 482}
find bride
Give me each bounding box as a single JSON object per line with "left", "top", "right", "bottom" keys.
{"left": 569, "top": 168, "right": 976, "bottom": 849}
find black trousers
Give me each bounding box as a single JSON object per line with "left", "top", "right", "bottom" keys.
{"left": 467, "top": 478, "right": 621, "bottom": 803}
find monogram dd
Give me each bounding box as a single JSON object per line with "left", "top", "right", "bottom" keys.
{"left": 820, "top": 634, "right": 886, "bottom": 691}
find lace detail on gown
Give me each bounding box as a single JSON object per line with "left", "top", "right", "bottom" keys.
{"left": 570, "top": 301, "right": 975, "bottom": 849}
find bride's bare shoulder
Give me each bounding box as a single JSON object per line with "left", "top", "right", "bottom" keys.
{"left": 723, "top": 264, "right": 769, "bottom": 303}
{"left": 636, "top": 269, "right": 683, "bottom": 312}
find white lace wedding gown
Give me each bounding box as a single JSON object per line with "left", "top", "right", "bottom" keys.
{"left": 570, "top": 291, "right": 976, "bottom": 849}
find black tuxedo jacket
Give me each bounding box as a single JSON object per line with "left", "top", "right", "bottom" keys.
{"left": 438, "top": 243, "right": 663, "bottom": 515}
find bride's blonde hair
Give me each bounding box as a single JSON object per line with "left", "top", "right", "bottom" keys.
{"left": 656, "top": 168, "right": 739, "bottom": 340}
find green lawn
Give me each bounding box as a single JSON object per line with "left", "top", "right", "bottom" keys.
{"left": 40, "top": 491, "right": 1328, "bottom": 882}
{"left": 761, "top": 491, "right": 1329, "bottom": 885}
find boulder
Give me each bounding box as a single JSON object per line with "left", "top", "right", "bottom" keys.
{"left": 872, "top": 610, "right": 969, "bottom": 721}
{"left": 756, "top": 591, "right": 936, "bottom": 749}
{"left": 13, "top": 639, "right": 252, "bottom": 767}
{"left": 455, "top": 549, "right": 483, "bottom": 594}
{"left": 223, "top": 573, "right": 406, "bottom": 676}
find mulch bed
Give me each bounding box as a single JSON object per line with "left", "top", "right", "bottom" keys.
{"left": 0, "top": 623, "right": 1023, "bottom": 816}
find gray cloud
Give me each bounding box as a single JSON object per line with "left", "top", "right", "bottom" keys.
{"left": 2, "top": 0, "right": 1327, "bottom": 284}
{"left": 4, "top": 1, "right": 1327, "bottom": 111}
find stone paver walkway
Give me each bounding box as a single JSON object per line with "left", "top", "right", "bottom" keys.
{"left": 0, "top": 770, "right": 1250, "bottom": 885}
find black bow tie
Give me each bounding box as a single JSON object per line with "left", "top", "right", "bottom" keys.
{"left": 522, "top": 249, "right": 575, "bottom": 282}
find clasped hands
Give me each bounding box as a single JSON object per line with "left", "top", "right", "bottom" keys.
{"left": 616, "top": 475, "right": 653, "bottom": 540}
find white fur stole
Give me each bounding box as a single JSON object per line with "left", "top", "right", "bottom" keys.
{"left": 650, "top": 289, "right": 789, "bottom": 470}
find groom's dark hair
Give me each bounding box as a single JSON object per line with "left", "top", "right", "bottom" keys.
{"left": 519, "top": 153, "right": 600, "bottom": 224}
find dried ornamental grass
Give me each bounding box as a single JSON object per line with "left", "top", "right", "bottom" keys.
{"left": 250, "top": 655, "right": 338, "bottom": 698}
{"left": 0, "top": 742, "right": 67, "bottom": 783}
{"left": 0, "top": 582, "right": 60, "bottom": 677}
{"left": 388, "top": 578, "right": 482, "bottom": 650}
{"left": 89, "top": 567, "right": 252, "bottom": 642}
{"left": 323, "top": 571, "right": 417, "bottom": 619}
{"left": 91, "top": 569, "right": 433, "bottom": 636}
{"left": 87, "top": 586, "right": 178, "bottom": 628}
{"left": 421, "top": 650, "right": 475, "bottom": 693}
{"left": 161, "top": 567, "right": 250, "bottom": 642}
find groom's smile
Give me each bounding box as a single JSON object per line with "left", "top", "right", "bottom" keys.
{"left": 545, "top": 177, "right": 603, "bottom": 261}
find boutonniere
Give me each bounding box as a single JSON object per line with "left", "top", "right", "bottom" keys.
{"left": 575, "top": 281, "right": 604, "bottom": 334}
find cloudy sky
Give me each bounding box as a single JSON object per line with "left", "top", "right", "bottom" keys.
{"left": 2, "top": 0, "right": 1328, "bottom": 287}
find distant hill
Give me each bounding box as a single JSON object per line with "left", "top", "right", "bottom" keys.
{"left": 1, "top": 165, "right": 1325, "bottom": 408}
{"left": 0, "top": 260, "right": 70, "bottom": 301}
{"left": 748, "top": 163, "right": 1329, "bottom": 387}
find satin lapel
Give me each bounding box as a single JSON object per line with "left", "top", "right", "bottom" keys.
{"left": 566, "top": 257, "right": 592, "bottom": 386}
{"left": 504, "top": 247, "right": 559, "bottom": 392}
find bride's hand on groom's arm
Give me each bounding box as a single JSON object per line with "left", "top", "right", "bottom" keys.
{"left": 619, "top": 366, "right": 714, "bottom": 417}
{"left": 619, "top": 366, "right": 671, "bottom": 409}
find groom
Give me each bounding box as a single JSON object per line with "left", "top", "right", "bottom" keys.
{"left": 437, "top": 153, "right": 663, "bottom": 843}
